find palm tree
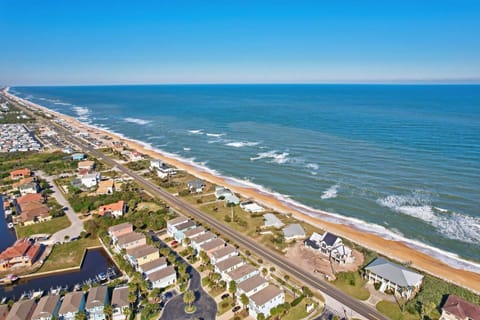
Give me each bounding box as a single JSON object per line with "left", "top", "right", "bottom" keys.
{"left": 167, "top": 252, "right": 177, "bottom": 264}
{"left": 229, "top": 280, "right": 237, "bottom": 300}
{"left": 104, "top": 304, "right": 113, "bottom": 320}
{"left": 199, "top": 251, "right": 209, "bottom": 265}
{"left": 183, "top": 290, "right": 195, "bottom": 311}
{"left": 74, "top": 311, "right": 87, "bottom": 320}
{"left": 240, "top": 294, "right": 249, "bottom": 311}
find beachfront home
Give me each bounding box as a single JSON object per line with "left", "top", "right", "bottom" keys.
{"left": 248, "top": 285, "right": 285, "bottom": 319}
{"left": 126, "top": 244, "right": 159, "bottom": 269}
{"left": 10, "top": 168, "right": 31, "bottom": 180}
{"left": 128, "top": 151, "right": 144, "bottom": 162}
{"left": 81, "top": 173, "right": 100, "bottom": 188}
{"left": 200, "top": 238, "right": 226, "bottom": 256}
{"left": 440, "top": 295, "right": 480, "bottom": 320}
{"left": 98, "top": 200, "right": 126, "bottom": 218}
{"left": 190, "top": 232, "right": 216, "bottom": 252}
{"left": 282, "top": 223, "right": 306, "bottom": 241}
{"left": 240, "top": 200, "right": 265, "bottom": 213}
{"left": 111, "top": 286, "right": 129, "bottom": 320}
{"left": 108, "top": 223, "right": 133, "bottom": 242}
{"left": 224, "top": 193, "right": 240, "bottom": 205}
{"left": 150, "top": 159, "right": 163, "bottom": 171}
{"left": 85, "top": 286, "right": 109, "bottom": 320}
{"left": 210, "top": 244, "right": 238, "bottom": 264}
{"left": 225, "top": 264, "right": 259, "bottom": 284}
{"left": 115, "top": 232, "right": 146, "bottom": 252}
{"left": 96, "top": 179, "right": 115, "bottom": 195}
{"left": 215, "top": 256, "right": 246, "bottom": 275}
{"left": 305, "top": 232, "right": 354, "bottom": 264}
{"left": 58, "top": 292, "right": 85, "bottom": 320}
{"left": 171, "top": 220, "right": 196, "bottom": 242}
{"left": 237, "top": 275, "right": 269, "bottom": 299}
{"left": 262, "top": 213, "right": 284, "bottom": 229}
{"left": 6, "top": 300, "right": 37, "bottom": 320}
{"left": 187, "top": 179, "right": 206, "bottom": 193}
{"left": 72, "top": 153, "right": 86, "bottom": 161}
{"left": 182, "top": 226, "right": 206, "bottom": 245}
{"left": 138, "top": 257, "right": 167, "bottom": 276}
{"left": 31, "top": 294, "right": 61, "bottom": 320}
{"left": 0, "top": 238, "right": 42, "bottom": 271}
{"left": 166, "top": 216, "right": 189, "bottom": 236}
{"left": 364, "top": 257, "right": 424, "bottom": 298}
{"left": 148, "top": 265, "right": 177, "bottom": 289}
{"left": 78, "top": 160, "right": 95, "bottom": 170}
{"left": 19, "top": 182, "right": 40, "bottom": 195}
{"left": 215, "top": 186, "right": 231, "bottom": 199}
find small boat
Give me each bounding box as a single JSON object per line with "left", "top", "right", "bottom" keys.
{"left": 31, "top": 289, "right": 44, "bottom": 299}
{"left": 7, "top": 222, "right": 14, "bottom": 229}
{"left": 73, "top": 283, "right": 81, "bottom": 291}
{"left": 20, "top": 291, "right": 32, "bottom": 300}
{"left": 7, "top": 274, "right": 19, "bottom": 282}
{"left": 98, "top": 272, "right": 107, "bottom": 282}
{"left": 50, "top": 286, "right": 62, "bottom": 295}
{"left": 0, "top": 297, "right": 6, "bottom": 304}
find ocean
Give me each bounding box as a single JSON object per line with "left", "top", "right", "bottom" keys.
{"left": 11, "top": 84, "right": 480, "bottom": 268}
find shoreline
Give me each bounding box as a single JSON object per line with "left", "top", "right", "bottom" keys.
{"left": 5, "top": 89, "right": 480, "bottom": 294}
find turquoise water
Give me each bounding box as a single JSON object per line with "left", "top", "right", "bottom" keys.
{"left": 11, "top": 85, "right": 480, "bottom": 267}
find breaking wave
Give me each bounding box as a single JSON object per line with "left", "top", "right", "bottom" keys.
{"left": 250, "top": 150, "right": 290, "bottom": 164}
{"left": 321, "top": 184, "right": 339, "bottom": 200}
{"left": 123, "top": 117, "right": 151, "bottom": 125}
{"left": 206, "top": 133, "right": 225, "bottom": 137}
{"left": 225, "top": 141, "right": 260, "bottom": 148}
{"left": 188, "top": 129, "right": 204, "bottom": 135}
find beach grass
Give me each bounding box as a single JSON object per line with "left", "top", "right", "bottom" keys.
{"left": 15, "top": 215, "right": 71, "bottom": 238}
{"left": 332, "top": 271, "right": 370, "bottom": 300}
{"left": 35, "top": 237, "right": 100, "bottom": 273}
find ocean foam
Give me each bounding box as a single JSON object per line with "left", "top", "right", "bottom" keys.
{"left": 250, "top": 150, "right": 290, "bottom": 164}
{"left": 72, "top": 106, "right": 89, "bottom": 117}
{"left": 123, "top": 117, "right": 151, "bottom": 125}
{"left": 183, "top": 147, "right": 191, "bottom": 151}
{"left": 54, "top": 102, "right": 72, "bottom": 106}
{"left": 206, "top": 133, "right": 225, "bottom": 137}
{"left": 188, "top": 129, "right": 204, "bottom": 135}
{"left": 225, "top": 141, "right": 260, "bottom": 148}
{"left": 377, "top": 193, "right": 480, "bottom": 244}
{"left": 321, "top": 184, "right": 339, "bottom": 200}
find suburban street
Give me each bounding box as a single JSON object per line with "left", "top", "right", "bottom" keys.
{"left": 12, "top": 99, "right": 387, "bottom": 320}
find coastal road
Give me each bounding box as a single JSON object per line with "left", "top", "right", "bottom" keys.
{"left": 9, "top": 95, "right": 388, "bottom": 320}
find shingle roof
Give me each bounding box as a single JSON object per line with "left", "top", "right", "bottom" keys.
{"left": 175, "top": 220, "right": 196, "bottom": 232}
{"left": 126, "top": 244, "right": 158, "bottom": 259}
{"left": 167, "top": 216, "right": 189, "bottom": 226}
{"left": 365, "top": 258, "right": 423, "bottom": 287}
{"left": 237, "top": 275, "right": 268, "bottom": 293}
{"left": 226, "top": 264, "right": 258, "bottom": 281}
{"left": 111, "top": 287, "right": 129, "bottom": 308}
{"left": 31, "top": 295, "right": 61, "bottom": 320}
{"left": 215, "top": 256, "right": 245, "bottom": 272}
{"left": 86, "top": 286, "right": 108, "bottom": 309}
{"left": 108, "top": 222, "right": 133, "bottom": 234}
{"left": 148, "top": 266, "right": 176, "bottom": 282}
{"left": 442, "top": 295, "right": 480, "bottom": 320}
{"left": 200, "top": 238, "right": 225, "bottom": 252}
{"left": 116, "top": 232, "right": 145, "bottom": 246}
{"left": 58, "top": 292, "right": 84, "bottom": 314}
{"left": 139, "top": 257, "right": 167, "bottom": 272}
{"left": 191, "top": 232, "right": 215, "bottom": 244}
{"left": 282, "top": 224, "right": 305, "bottom": 238}
{"left": 184, "top": 226, "right": 205, "bottom": 238}
{"left": 6, "top": 300, "right": 36, "bottom": 320}
{"left": 211, "top": 244, "right": 236, "bottom": 259}
{"left": 263, "top": 213, "right": 284, "bottom": 228}
{"left": 250, "top": 285, "right": 283, "bottom": 307}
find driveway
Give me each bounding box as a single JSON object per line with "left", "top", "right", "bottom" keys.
{"left": 37, "top": 171, "right": 83, "bottom": 243}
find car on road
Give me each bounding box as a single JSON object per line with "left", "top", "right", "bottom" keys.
{"left": 170, "top": 240, "right": 178, "bottom": 247}
{"left": 232, "top": 306, "right": 241, "bottom": 313}
{"left": 221, "top": 293, "right": 229, "bottom": 300}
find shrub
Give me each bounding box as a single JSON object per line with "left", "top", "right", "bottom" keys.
{"left": 374, "top": 282, "right": 381, "bottom": 290}
{"left": 291, "top": 295, "right": 305, "bottom": 307}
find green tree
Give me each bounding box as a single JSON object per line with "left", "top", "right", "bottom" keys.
{"left": 229, "top": 280, "right": 237, "bottom": 300}
{"left": 74, "top": 312, "right": 87, "bottom": 320}
{"left": 183, "top": 289, "right": 195, "bottom": 310}
{"left": 257, "top": 313, "right": 266, "bottom": 320}
{"left": 104, "top": 305, "right": 113, "bottom": 320}
{"left": 167, "top": 252, "right": 177, "bottom": 264}
{"left": 240, "top": 294, "right": 249, "bottom": 310}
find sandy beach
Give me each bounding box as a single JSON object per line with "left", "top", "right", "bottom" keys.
{"left": 7, "top": 90, "right": 480, "bottom": 294}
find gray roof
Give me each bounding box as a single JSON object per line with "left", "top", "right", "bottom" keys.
{"left": 282, "top": 223, "right": 305, "bottom": 238}
{"left": 167, "top": 216, "right": 189, "bottom": 226}
{"left": 108, "top": 222, "right": 133, "bottom": 233}
{"left": 86, "top": 286, "right": 108, "bottom": 309}
{"left": 111, "top": 287, "right": 129, "bottom": 308}
{"left": 200, "top": 238, "right": 225, "bottom": 252}
{"left": 126, "top": 244, "right": 158, "bottom": 259}
{"left": 191, "top": 232, "right": 216, "bottom": 244}
{"left": 365, "top": 258, "right": 424, "bottom": 287}
{"left": 263, "top": 213, "right": 284, "bottom": 228}
{"left": 237, "top": 275, "right": 268, "bottom": 293}
{"left": 250, "top": 285, "right": 283, "bottom": 306}
{"left": 6, "top": 300, "right": 36, "bottom": 320}
{"left": 215, "top": 256, "right": 245, "bottom": 272}
{"left": 31, "top": 295, "right": 61, "bottom": 320}
{"left": 175, "top": 220, "right": 196, "bottom": 232}
{"left": 139, "top": 257, "right": 167, "bottom": 272}
{"left": 117, "top": 232, "right": 145, "bottom": 246}
{"left": 211, "top": 244, "right": 237, "bottom": 260}
{"left": 226, "top": 264, "right": 258, "bottom": 281}
{"left": 184, "top": 226, "right": 205, "bottom": 238}
{"left": 148, "top": 266, "right": 176, "bottom": 282}
{"left": 187, "top": 180, "right": 205, "bottom": 189}
{"left": 58, "top": 292, "right": 84, "bottom": 314}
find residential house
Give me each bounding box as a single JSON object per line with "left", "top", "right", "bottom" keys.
{"left": 262, "top": 213, "right": 284, "bottom": 229}
{"left": 18, "top": 182, "right": 40, "bottom": 196}
{"left": 6, "top": 300, "right": 37, "bottom": 320}
{"left": 187, "top": 180, "right": 206, "bottom": 193}
{"left": 138, "top": 257, "right": 167, "bottom": 276}
{"left": 85, "top": 286, "right": 109, "bottom": 320}
{"left": 214, "top": 186, "right": 232, "bottom": 199}
{"left": 182, "top": 226, "right": 206, "bottom": 245}
{"left": 0, "top": 305, "right": 8, "bottom": 320}
{"left": 128, "top": 151, "right": 143, "bottom": 162}
{"left": 210, "top": 244, "right": 237, "bottom": 264}
{"left": 96, "top": 180, "right": 115, "bottom": 195}
{"left": 81, "top": 173, "right": 100, "bottom": 188}
{"left": 200, "top": 239, "right": 226, "bottom": 256}
{"left": 237, "top": 275, "right": 269, "bottom": 299}
{"left": 0, "top": 238, "right": 42, "bottom": 271}
{"left": 282, "top": 224, "right": 306, "bottom": 241}
{"left": 98, "top": 201, "right": 125, "bottom": 218}
{"left": 12, "top": 176, "right": 35, "bottom": 190}
{"left": 224, "top": 194, "right": 240, "bottom": 205}
{"left": 16, "top": 193, "right": 43, "bottom": 205}
{"left": 126, "top": 245, "right": 159, "bottom": 268}
{"left": 304, "top": 232, "right": 354, "bottom": 264}
{"left": 240, "top": 200, "right": 264, "bottom": 213}
{"left": 190, "top": 232, "right": 216, "bottom": 252}
{"left": 364, "top": 257, "right": 424, "bottom": 298}
{"left": 148, "top": 265, "right": 177, "bottom": 289}
{"left": 58, "top": 292, "right": 85, "bottom": 320}
{"left": 31, "top": 295, "right": 61, "bottom": 320}
{"left": 166, "top": 216, "right": 189, "bottom": 236}
{"left": 248, "top": 285, "right": 285, "bottom": 319}
{"left": 108, "top": 223, "right": 133, "bottom": 242}
{"left": 225, "top": 264, "right": 259, "bottom": 284}
{"left": 72, "top": 153, "right": 86, "bottom": 161}
{"left": 111, "top": 287, "right": 129, "bottom": 320}
{"left": 18, "top": 201, "right": 51, "bottom": 225}
{"left": 172, "top": 220, "right": 197, "bottom": 242}
{"left": 78, "top": 161, "right": 95, "bottom": 170}
{"left": 10, "top": 168, "right": 31, "bottom": 180}
{"left": 149, "top": 159, "right": 163, "bottom": 171}
{"left": 215, "top": 256, "right": 246, "bottom": 275}
{"left": 440, "top": 295, "right": 480, "bottom": 320}
{"left": 115, "top": 232, "right": 146, "bottom": 252}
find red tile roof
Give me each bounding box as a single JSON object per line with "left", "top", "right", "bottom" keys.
{"left": 10, "top": 168, "right": 31, "bottom": 179}
{"left": 442, "top": 295, "right": 480, "bottom": 320}
{"left": 98, "top": 200, "right": 125, "bottom": 216}
{"left": 16, "top": 193, "right": 43, "bottom": 205}
{"left": 0, "top": 238, "right": 41, "bottom": 262}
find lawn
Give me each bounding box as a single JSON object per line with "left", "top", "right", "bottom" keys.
{"left": 332, "top": 272, "right": 370, "bottom": 300}
{"left": 282, "top": 299, "right": 319, "bottom": 320}
{"left": 36, "top": 237, "right": 100, "bottom": 273}
{"left": 16, "top": 215, "right": 71, "bottom": 238}
{"left": 376, "top": 301, "right": 418, "bottom": 320}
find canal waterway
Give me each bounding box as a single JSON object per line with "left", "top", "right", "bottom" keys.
{"left": 0, "top": 194, "right": 17, "bottom": 252}
{"left": 0, "top": 248, "right": 118, "bottom": 301}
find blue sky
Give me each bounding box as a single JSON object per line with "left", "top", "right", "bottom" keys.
{"left": 0, "top": 0, "right": 479, "bottom": 85}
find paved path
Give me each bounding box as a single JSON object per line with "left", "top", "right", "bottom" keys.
{"left": 37, "top": 171, "right": 83, "bottom": 244}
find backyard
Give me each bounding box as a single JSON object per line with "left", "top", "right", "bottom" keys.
{"left": 15, "top": 215, "right": 71, "bottom": 238}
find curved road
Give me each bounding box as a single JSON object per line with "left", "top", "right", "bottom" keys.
{"left": 12, "top": 98, "right": 387, "bottom": 320}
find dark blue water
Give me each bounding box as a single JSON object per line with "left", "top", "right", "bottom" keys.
{"left": 10, "top": 85, "right": 480, "bottom": 268}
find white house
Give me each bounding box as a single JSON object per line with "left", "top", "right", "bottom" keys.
{"left": 364, "top": 258, "right": 424, "bottom": 299}
{"left": 225, "top": 264, "right": 259, "bottom": 284}
{"left": 115, "top": 232, "right": 146, "bottom": 253}
{"left": 111, "top": 287, "right": 129, "bottom": 320}
{"left": 215, "top": 186, "right": 240, "bottom": 205}
{"left": 58, "top": 292, "right": 85, "bottom": 320}
{"left": 237, "top": 275, "right": 269, "bottom": 299}
{"left": 148, "top": 265, "right": 177, "bottom": 289}
{"left": 187, "top": 180, "right": 206, "bottom": 193}
{"left": 138, "top": 257, "right": 167, "bottom": 276}
{"left": 172, "top": 220, "right": 196, "bottom": 242}
{"left": 150, "top": 159, "right": 163, "bottom": 171}
{"left": 263, "top": 213, "right": 284, "bottom": 229}
{"left": 240, "top": 200, "right": 264, "bottom": 213}
{"left": 215, "top": 256, "right": 246, "bottom": 275}
{"left": 210, "top": 244, "right": 238, "bottom": 265}
{"left": 190, "top": 232, "right": 216, "bottom": 252}
{"left": 182, "top": 226, "right": 206, "bottom": 245}
{"left": 19, "top": 182, "right": 40, "bottom": 196}
{"left": 167, "top": 216, "right": 189, "bottom": 236}
{"left": 85, "top": 286, "right": 109, "bottom": 320}
{"left": 282, "top": 223, "right": 306, "bottom": 241}
{"left": 248, "top": 285, "right": 285, "bottom": 319}
{"left": 304, "top": 232, "right": 354, "bottom": 264}
{"left": 81, "top": 173, "right": 100, "bottom": 188}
